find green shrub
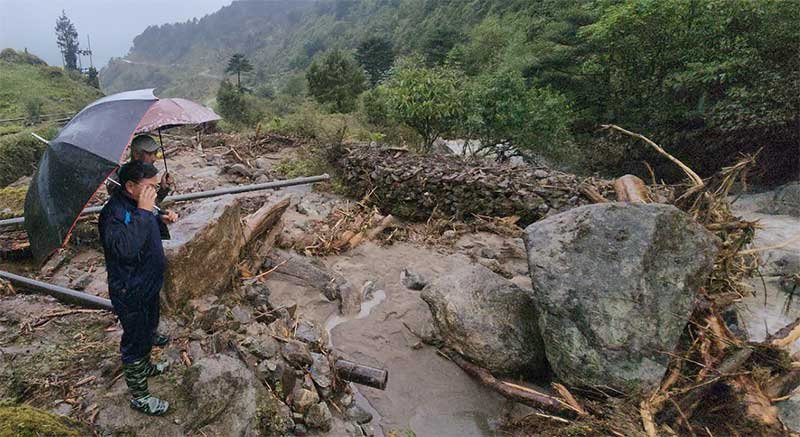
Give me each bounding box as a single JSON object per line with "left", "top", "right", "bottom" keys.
{"left": 0, "top": 126, "right": 57, "bottom": 187}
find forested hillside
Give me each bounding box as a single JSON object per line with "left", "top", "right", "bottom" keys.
{"left": 101, "top": 0, "right": 799, "bottom": 184}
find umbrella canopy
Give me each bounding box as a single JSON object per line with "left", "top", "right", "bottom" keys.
{"left": 23, "top": 89, "right": 219, "bottom": 262}
{"left": 134, "top": 98, "right": 220, "bottom": 134}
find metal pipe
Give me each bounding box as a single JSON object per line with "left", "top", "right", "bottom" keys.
{"left": 0, "top": 174, "right": 330, "bottom": 229}
{"left": 0, "top": 269, "right": 113, "bottom": 310}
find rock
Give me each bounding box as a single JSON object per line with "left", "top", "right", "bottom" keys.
{"left": 198, "top": 305, "right": 230, "bottom": 332}
{"left": 761, "top": 182, "right": 800, "bottom": 217}
{"left": 778, "top": 395, "right": 800, "bottom": 433}
{"left": 255, "top": 175, "right": 270, "bottom": 184}
{"left": 243, "top": 282, "right": 271, "bottom": 308}
{"left": 296, "top": 320, "right": 327, "bottom": 349}
{"left": 261, "top": 400, "right": 294, "bottom": 435}
{"left": 443, "top": 230, "right": 457, "bottom": 240}
{"left": 265, "top": 359, "right": 297, "bottom": 400}
{"left": 231, "top": 305, "right": 253, "bottom": 325}
{"left": 294, "top": 423, "right": 309, "bottom": 436}
{"left": 533, "top": 169, "right": 549, "bottom": 178}
{"left": 181, "top": 354, "right": 275, "bottom": 436}
{"left": 163, "top": 196, "right": 246, "bottom": 312}
{"left": 305, "top": 402, "right": 333, "bottom": 431}
{"left": 245, "top": 334, "right": 279, "bottom": 360}
{"left": 345, "top": 404, "right": 373, "bottom": 424}
{"left": 339, "top": 280, "right": 363, "bottom": 316}
{"left": 229, "top": 163, "right": 253, "bottom": 178}
{"left": 254, "top": 158, "right": 271, "bottom": 170}
{"left": 524, "top": 203, "right": 719, "bottom": 391}
{"left": 291, "top": 385, "right": 320, "bottom": 414}
{"left": 421, "top": 264, "right": 547, "bottom": 375}
{"left": 282, "top": 340, "right": 313, "bottom": 368}
{"left": 51, "top": 402, "right": 73, "bottom": 417}
{"left": 310, "top": 353, "right": 333, "bottom": 394}
{"left": 400, "top": 268, "right": 428, "bottom": 290}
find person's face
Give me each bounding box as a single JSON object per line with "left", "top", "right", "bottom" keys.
{"left": 134, "top": 149, "right": 158, "bottom": 164}
{"left": 124, "top": 175, "right": 159, "bottom": 198}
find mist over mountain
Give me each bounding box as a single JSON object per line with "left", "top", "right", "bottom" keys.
{"left": 0, "top": 0, "right": 234, "bottom": 69}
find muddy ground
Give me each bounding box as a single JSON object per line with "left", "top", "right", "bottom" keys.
{"left": 1, "top": 134, "right": 798, "bottom": 436}
{"left": 0, "top": 136, "right": 541, "bottom": 436}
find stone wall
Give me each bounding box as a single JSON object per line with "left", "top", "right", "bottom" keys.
{"left": 330, "top": 144, "right": 611, "bottom": 225}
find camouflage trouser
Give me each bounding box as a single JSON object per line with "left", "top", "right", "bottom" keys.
{"left": 123, "top": 358, "right": 154, "bottom": 398}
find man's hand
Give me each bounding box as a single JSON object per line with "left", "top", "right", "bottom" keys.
{"left": 162, "top": 210, "right": 179, "bottom": 224}
{"left": 137, "top": 185, "right": 157, "bottom": 212}
{"left": 160, "top": 172, "right": 173, "bottom": 189}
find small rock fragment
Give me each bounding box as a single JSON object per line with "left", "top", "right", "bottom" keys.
{"left": 400, "top": 268, "right": 427, "bottom": 291}
{"left": 282, "top": 340, "right": 313, "bottom": 368}
{"left": 305, "top": 402, "right": 333, "bottom": 431}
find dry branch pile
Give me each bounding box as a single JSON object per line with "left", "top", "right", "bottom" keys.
{"left": 329, "top": 144, "right": 613, "bottom": 226}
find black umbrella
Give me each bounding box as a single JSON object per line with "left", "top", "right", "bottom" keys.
{"left": 23, "top": 89, "right": 219, "bottom": 262}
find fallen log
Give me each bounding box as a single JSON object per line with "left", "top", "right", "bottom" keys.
{"left": 444, "top": 350, "right": 580, "bottom": 417}
{"left": 614, "top": 175, "right": 650, "bottom": 203}
{"left": 333, "top": 358, "right": 389, "bottom": 390}
{"left": 242, "top": 197, "right": 291, "bottom": 244}
{"left": 580, "top": 185, "right": 608, "bottom": 204}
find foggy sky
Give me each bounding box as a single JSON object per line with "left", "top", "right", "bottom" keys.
{"left": 0, "top": 0, "right": 234, "bottom": 69}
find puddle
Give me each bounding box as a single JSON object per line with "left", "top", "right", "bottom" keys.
{"left": 324, "top": 289, "right": 387, "bottom": 437}
{"left": 324, "top": 289, "right": 387, "bottom": 346}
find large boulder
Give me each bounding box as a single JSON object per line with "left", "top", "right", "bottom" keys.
{"left": 162, "top": 196, "right": 245, "bottom": 312}
{"left": 524, "top": 203, "right": 718, "bottom": 392}
{"left": 182, "top": 354, "right": 291, "bottom": 436}
{"left": 421, "top": 264, "right": 547, "bottom": 376}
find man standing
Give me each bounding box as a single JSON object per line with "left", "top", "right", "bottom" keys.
{"left": 99, "top": 161, "right": 178, "bottom": 415}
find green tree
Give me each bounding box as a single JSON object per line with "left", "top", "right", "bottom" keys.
{"left": 468, "top": 70, "right": 574, "bottom": 162}
{"left": 420, "top": 26, "right": 463, "bottom": 66}
{"left": 55, "top": 10, "right": 79, "bottom": 70}
{"left": 355, "top": 36, "right": 395, "bottom": 85}
{"left": 85, "top": 67, "right": 100, "bottom": 89}
{"left": 216, "top": 80, "right": 249, "bottom": 124}
{"left": 383, "top": 59, "right": 468, "bottom": 152}
{"left": 225, "top": 53, "right": 253, "bottom": 91}
{"left": 306, "top": 48, "right": 367, "bottom": 113}
{"left": 578, "top": 0, "right": 800, "bottom": 181}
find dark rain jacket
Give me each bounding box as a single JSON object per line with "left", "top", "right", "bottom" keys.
{"left": 99, "top": 190, "right": 166, "bottom": 363}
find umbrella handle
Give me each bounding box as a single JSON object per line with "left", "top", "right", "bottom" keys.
{"left": 158, "top": 129, "right": 169, "bottom": 175}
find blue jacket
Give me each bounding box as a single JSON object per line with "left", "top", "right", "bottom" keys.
{"left": 98, "top": 191, "right": 166, "bottom": 297}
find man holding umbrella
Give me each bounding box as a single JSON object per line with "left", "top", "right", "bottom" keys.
{"left": 99, "top": 160, "right": 178, "bottom": 415}
{"left": 107, "top": 135, "right": 174, "bottom": 204}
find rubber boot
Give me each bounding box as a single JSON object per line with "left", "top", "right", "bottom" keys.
{"left": 123, "top": 358, "right": 169, "bottom": 416}
{"left": 152, "top": 332, "right": 170, "bottom": 347}
{"left": 144, "top": 356, "right": 170, "bottom": 377}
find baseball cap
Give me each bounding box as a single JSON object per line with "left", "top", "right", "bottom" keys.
{"left": 131, "top": 135, "right": 160, "bottom": 153}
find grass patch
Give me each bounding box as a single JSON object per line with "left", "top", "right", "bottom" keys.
{"left": 0, "top": 53, "right": 102, "bottom": 120}
{"left": 0, "top": 125, "right": 57, "bottom": 187}
{"left": 0, "top": 403, "right": 84, "bottom": 437}
{"left": 0, "top": 185, "right": 27, "bottom": 218}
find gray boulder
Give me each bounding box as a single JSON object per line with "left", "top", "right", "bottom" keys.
{"left": 524, "top": 203, "right": 718, "bottom": 392}
{"left": 761, "top": 182, "right": 800, "bottom": 217}
{"left": 163, "top": 196, "right": 245, "bottom": 313}
{"left": 421, "top": 264, "right": 547, "bottom": 375}
{"left": 182, "top": 354, "right": 267, "bottom": 436}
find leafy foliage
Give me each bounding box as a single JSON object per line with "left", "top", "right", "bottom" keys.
{"left": 225, "top": 53, "right": 253, "bottom": 91}
{"left": 54, "top": 10, "right": 79, "bottom": 70}
{"left": 467, "top": 69, "right": 575, "bottom": 163}
{"left": 306, "top": 48, "right": 367, "bottom": 113}
{"left": 216, "top": 80, "right": 260, "bottom": 125}
{"left": 355, "top": 36, "right": 394, "bottom": 85}
{"left": 382, "top": 59, "right": 468, "bottom": 152}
